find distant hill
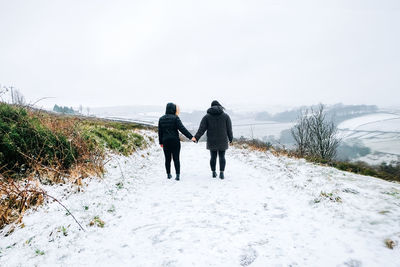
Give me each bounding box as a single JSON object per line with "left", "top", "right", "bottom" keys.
{"left": 255, "top": 103, "right": 378, "bottom": 123}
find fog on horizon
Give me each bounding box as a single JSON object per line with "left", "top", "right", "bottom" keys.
{"left": 1, "top": 0, "right": 399, "bottom": 110}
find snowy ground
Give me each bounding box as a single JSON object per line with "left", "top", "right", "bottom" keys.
{"left": 338, "top": 113, "right": 400, "bottom": 131}
{"left": 1, "top": 138, "right": 400, "bottom": 266}
{"left": 337, "top": 113, "right": 400, "bottom": 161}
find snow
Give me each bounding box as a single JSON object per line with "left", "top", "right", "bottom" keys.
{"left": 233, "top": 120, "right": 294, "bottom": 140}
{"left": 356, "top": 118, "right": 400, "bottom": 132}
{"left": 338, "top": 113, "right": 400, "bottom": 131}
{"left": 1, "top": 135, "right": 400, "bottom": 266}
{"left": 356, "top": 153, "right": 400, "bottom": 166}
{"left": 363, "top": 138, "right": 400, "bottom": 156}
{"left": 338, "top": 113, "right": 400, "bottom": 157}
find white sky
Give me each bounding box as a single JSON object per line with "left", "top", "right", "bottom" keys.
{"left": 0, "top": 0, "right": 399, "bottom": 110}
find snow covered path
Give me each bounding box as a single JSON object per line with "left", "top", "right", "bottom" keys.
{"left": 1, "top": 141, "right": 400, "bottom": 266}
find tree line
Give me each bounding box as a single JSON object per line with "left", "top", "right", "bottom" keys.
{"left": 256, "top": 103, "right": 378, "bottom": 123}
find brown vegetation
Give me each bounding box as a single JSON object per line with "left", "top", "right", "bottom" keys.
{"left": 233, "top": 138, "right": 400, "bottom": 183}
{"left": 0, "top": 103, "right": 150, "bottom": 230}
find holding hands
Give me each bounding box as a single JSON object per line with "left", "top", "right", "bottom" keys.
{"left": 191, "top": 137, "right": 197, "bottom": 143}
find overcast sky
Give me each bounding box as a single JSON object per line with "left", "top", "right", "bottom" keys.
{"left": 0, "top": 0, "right": 399, "bottom": 110}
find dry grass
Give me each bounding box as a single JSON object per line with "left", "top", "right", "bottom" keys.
{"left": 233, "top": 138, "right": 400, "bottom": 183}
{"left": 33, "top": 111, "right": 106, "bottom": 180}
{"left": 0, "top": 176, "right": 44, "bottom": 233}
{"left": 0, "top": 105, "right": 147, "bottom": 230}
{"left": 232, "top": 138, "right": 297, "bottom": 158}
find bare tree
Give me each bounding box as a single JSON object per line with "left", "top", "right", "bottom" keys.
{"left": 1, "top": 84, "right": 54, "bottom": 108}
{"left": 0, "top": 85, "right": 9, "bottom": 102}
{"left": 307, "top": 104, "right": 340, "bottom": 160}
{"left": 291, "top": 104, "right": 340, "bottom": 160}
{"left": 291, "top": 109, "right": 309, "bottom": 156}
{"left": 10, "top": 87, "right": 25, "bottom": 105}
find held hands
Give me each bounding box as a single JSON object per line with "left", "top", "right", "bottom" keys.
{"left": 191, "top": 137, "right": 197, "bottom": 143}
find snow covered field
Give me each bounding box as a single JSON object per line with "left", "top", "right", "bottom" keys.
{"left": 1, "top": 138, "right": 400, "bottom": 266}
{"left": 232, "top": 121, "right": 294, "bottom": 140}
{"left": 338, "top": 113, "right": 400, "bottom": 131}
{"left": 338, "top": 113, "right": 400, "bottom": 161}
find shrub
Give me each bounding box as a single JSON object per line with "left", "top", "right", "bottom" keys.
{"left": 0, "top": 103, "right": 147, "bottom": 179}
{"left": 0, "top": 103, "right": 77, "bottom": 177}
{"left": 0, "top": 103, "right": 148, "bottom": 229}
{"left": 379, "top": 162, "right": 400, "bottom": 178}
{"left": 310, "top": 158, "right": 399, "bottom": 182}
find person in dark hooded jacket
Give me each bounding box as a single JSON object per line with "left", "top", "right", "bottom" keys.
{"left": 193, "top": 100, "right": 233, "bottom": 179}
{"left": 158, "top": 103, "right": 193, "bottom": 181}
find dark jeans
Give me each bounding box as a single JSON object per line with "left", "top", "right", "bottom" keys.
{"left": 210, "top": 150, "right": 226, "bottom": 172}
{"left": 163, "top": 139, "right": 181, "bottom": 174}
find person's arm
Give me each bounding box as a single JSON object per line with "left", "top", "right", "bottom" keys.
{"left": 176, "top": 117, "right": 193, "bottom": 140}
{"left": 226, "top": 115, "right": 233, "bottom": 143}
{"left": 194, "top": 116, "right": 208, "bottom": 141}
{"left": 158, "top": 119, "right": 163, "bottom": 145}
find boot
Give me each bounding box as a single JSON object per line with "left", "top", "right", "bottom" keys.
{"left": 219, "top": 171, "right": 224, "bottom": 179}
{"left": 175, "top": 174, "right": 180, "bottom": 181}
{"left": 212, "top": 171, "right": 217, "bottom": 178}
{"left": 167, "top": 173, "right": 172, "bottom": 179}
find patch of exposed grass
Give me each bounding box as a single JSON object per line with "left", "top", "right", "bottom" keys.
{"left": 80, "top": 124, "right": 144, "bottom": 156}
{"left": 0, "top": 103, "right": 77, "bottom": 178}
{"left": 59, "top": 226, "right": 68, "bottom": 236}
{"left": 107, "top": 205, "right": 116, "bottom": 213}
{"left": 116, "top": 182, "right": 124, "bottom": 189}
{"left": 35, "top": 249, "right": 45, "bottom": 256}
{"left": 382, "top": 190, "right": 400, "bottom": 199}
{"left": 313, "top": 191, "right": 342, "bottom": 203}
{"left": 385, "top": 238, "right": 397, "bottom": 249}
{"left": 320, "top": 191, "right": 342, "bottom": 202}
{"left": 89, "top": 216, "right": 105, "bottom": 228}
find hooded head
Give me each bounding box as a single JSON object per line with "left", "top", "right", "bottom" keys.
{"left": 211, "top": 100, "right": 223, "bottom": 108}
{"left": 207, "top": 100, "right": 224, "bottom": 115}
{"left": 165, "top": 102, "right": 177, "bottom": 115}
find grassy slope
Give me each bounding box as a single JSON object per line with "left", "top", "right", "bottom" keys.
{"left": 0, "top": 103, "right": 154, "bottom": 229}
{"left": 233, "top": 138, "right": 400, "bottom": 183}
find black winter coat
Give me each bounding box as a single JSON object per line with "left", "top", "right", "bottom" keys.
{"left": 194, "top": 106, "right": 233, "bottom": 151}
{"left": 158, "top": 103, "right": 193, "bottom": 145}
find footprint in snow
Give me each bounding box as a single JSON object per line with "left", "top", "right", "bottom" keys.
{"left": 341, "top": 259, "right": 362, "bottom": 267}
{"left": 249, "top": 239, "right": 269, "bottom": 246}
{"left": 162, "top": 259, "right": 178, "bottom": 267}
{"left": 151, "top": 228, "right": 168, "bottom": 244}
{"left": 239, "top": 246, "right": 258, "bottom": 266}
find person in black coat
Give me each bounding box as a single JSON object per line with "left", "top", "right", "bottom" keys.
{"left": 158, "top": 103, "right": 193, "bottom": 181}
{"left": 193, "top": 100, "right": 233, "bottom": 179}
